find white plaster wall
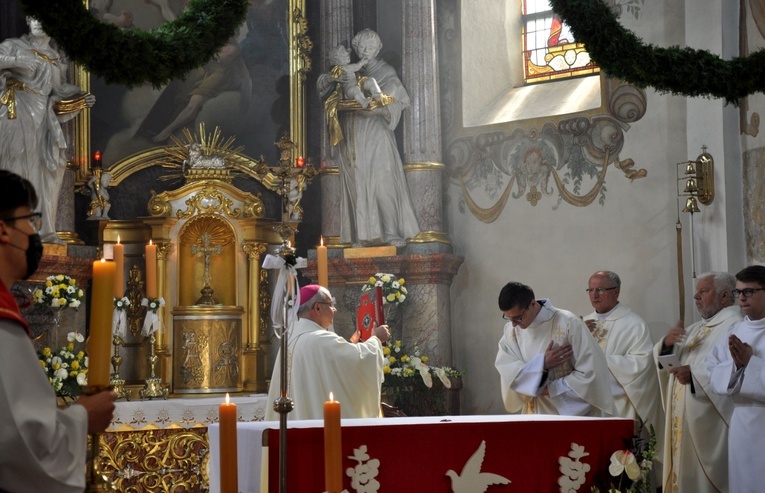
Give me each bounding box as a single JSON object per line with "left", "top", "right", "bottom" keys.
{"left": 448, "top": 0, "right": 745, "bottom": 415}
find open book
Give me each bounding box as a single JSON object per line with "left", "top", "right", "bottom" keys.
{"left": 356, "top": 286, "right": 385, "bottom": 341}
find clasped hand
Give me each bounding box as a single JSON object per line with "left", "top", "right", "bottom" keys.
{"left": 544, "top": 341, "right": 573, "bottom": 370}
{"left": 729, "top": 334, "right": 753, "bottom": 369}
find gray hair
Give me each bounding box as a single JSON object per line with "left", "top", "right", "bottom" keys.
{"left": 698, "top": 271, "right": 736, "bottom": 305}
{"left": 593, "top": 271, "right": 621, "bottom": 288}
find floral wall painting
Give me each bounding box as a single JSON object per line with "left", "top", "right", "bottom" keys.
{"left": 448, "top": 96, "right": 648, "bottom": 222}
{"left": 90, "top": 0, "right": 291, "bottom": 167}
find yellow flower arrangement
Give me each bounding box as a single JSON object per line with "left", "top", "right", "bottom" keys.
{"left": 362, "top": 273, "right": 408, "bottom": 306}
{"left": 37, "top": 331, "right": 88, "bottom": 400}
{"left": 33, "top": 274, "right": 84, "bottom": 310}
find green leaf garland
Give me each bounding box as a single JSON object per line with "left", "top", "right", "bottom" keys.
{"left": 549, "top": 0, "right": 765, "bottom": 105}
{"left": 19, "top": 0, "right": 249, "bottom": 88}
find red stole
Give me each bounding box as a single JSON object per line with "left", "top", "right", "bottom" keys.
{"left": 0, "top": 279, "right": 30, "bottom": 336}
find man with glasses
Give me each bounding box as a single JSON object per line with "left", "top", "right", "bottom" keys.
{"left": 708, "top": 265, "right": 765, "bottom": 493}
{"left": 653, "top": 272, "right": 740, "bottom": 493}
{"left": 494, "top": 281, "right": 613, "bottom": 416}
{"left": 0, "top": 170, "right": 117, "bottom": 492}
{"left": 583, "top": 271, "right": 665, "bottom": 465}
{"left": 266, "top": 284, "right": 390, "bottom": 420}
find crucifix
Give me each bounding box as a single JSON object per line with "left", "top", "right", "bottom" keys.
{"left": 191, "top": 231, "right": 223, "bottom": 305}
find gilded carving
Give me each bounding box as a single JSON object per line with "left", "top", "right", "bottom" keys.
{"left": 97, "top": 428, "right": 209, "bottom": 491}
{"left": 259, "top": 268, "right": 271, "bottom": 340}
{"left": 242, "top": 241, "right": 267, "bottom": 262}
{"left": 155, "top": 241, "right": 174, "bottom": 261}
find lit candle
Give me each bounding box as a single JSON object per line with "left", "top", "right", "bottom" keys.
{"left": 92, "top": 150, "right": 102, "bottom": 168}
{"left": 324, "top": 392, "right": 342, "bottom": 493}
{"left": 145, "top": 240, "right": 157, "bottom": 299}
{"left": 88, "top": 258, "right": 115, "bottom": 387}
{"left": 295, "top": 156, "right": 305, "bottom": 168}
{"left": 113, "top": 236, "right": 124, "bottom": 299}
{"left": 317, "top": 236, "right": 328, "bottom": 288}
{"left": 219, "top": 393, "right": 238, "bottom": 493}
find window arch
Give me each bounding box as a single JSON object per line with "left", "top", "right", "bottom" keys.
{"left": 523, "top": 0, "right": 599, "bottom": 83}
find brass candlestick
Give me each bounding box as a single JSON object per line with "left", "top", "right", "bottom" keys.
{"left": 139, "top": 332, "right": 169, "bottom": 399}
{"left": 109, "top": 336, "right": 130, "bottom": 400}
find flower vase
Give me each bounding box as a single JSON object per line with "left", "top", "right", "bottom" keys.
{"left": 49, "top": 307, "right": 64, "bottom": 349}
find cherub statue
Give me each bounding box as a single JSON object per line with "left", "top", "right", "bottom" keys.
{"left": 328, "top": 45, "right": 382, "bottom": 109}
{"left": 86, "top": 169, "right": 111, "bottom": 219}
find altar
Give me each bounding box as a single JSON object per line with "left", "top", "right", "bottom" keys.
{"left": 208, "top": 414, "right": 634, "bottom": 492}
{"left": 97, "top": 394, "right": 269, "bottom": 491}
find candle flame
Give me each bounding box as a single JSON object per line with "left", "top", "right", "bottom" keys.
{"left": 287, "top": 240, "right": 291, "bottom": 248}
{"left": 149, "top": 239, "right": 153, "bottom": 246}
{"left": 117, "top": 235, "right": 121, "bottom": 244}
{"left": 329, "top": 392, "right": 334, "bottom": 401}
{"left": 225, "top": 393, "right": 230, "bottom": 405}
{"left": 320, "top": 236, "right": 324, "bottom": 247}
{"left": 100, "top": 258, "right": 106, "bottom": 263}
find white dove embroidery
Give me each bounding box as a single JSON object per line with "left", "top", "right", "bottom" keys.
{"left": 445, "top": 440, "right": 511, "bottom": 493}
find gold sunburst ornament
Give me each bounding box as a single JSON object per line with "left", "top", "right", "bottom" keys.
{"left": 161, "top": 124, "right": 246, "bottom": 183}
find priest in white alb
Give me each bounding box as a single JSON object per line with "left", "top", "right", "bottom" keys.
{"left": 583, "top": 271, "right": 665, "bottom": 461}
{"left": 654, "top": 272, "right": 740, "bottom": 493}
{"left": 495, "top": 281, "right": 613, "bottom": 416}
{"left": 266, "top": 284, "right": 390, "bottom": 420}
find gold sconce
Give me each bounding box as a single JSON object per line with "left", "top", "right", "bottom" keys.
{"left": 677, "top": 145, "right": 714, "bottom": 213}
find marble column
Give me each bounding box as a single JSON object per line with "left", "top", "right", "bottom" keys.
{"left": 55, "top": 164, "right": 84, "bottom": 244}
{"left": 401, "top": 0, "right": 450, "bottom": 253}
{"left": 319, "top": 0, "right": 354, "bottom": 247}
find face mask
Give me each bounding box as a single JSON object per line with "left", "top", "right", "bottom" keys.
{"left": 22, "top": 233, "right": 43, "bottom": 279}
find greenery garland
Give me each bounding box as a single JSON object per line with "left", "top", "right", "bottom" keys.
{"left": 19, "top": 0, "right": 249, "bottom": 87}
{"left": 549, "top": 0, "right": 765, "bottom": 105}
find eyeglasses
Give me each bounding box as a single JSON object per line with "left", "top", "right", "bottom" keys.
{"left": 315, "top": 299, "right": 337, "bottom": 309}
{"left": 585, "top": 287, "right": 618, "bottom": 294}
{"left": 502, "top": 302, "right": 531, "bottom": 324}
{"left": 1, "top": 212, "right": 42, "bottom": 234}
{"left": 732, "top": 288, "right": 765, "bottom": 298}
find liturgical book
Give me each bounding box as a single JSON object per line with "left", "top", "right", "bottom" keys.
{"left": 356, "top": 286, "right": 385, "bottom": 341}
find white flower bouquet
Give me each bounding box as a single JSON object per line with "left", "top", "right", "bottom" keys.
{"left": 37, "top": 331, "right": 88, "bottom": 400}
{"left": 362, "top": 273, "right": 408, "bottom": 306}
{"left": 33, "top": 274, "right": 84, "bottom": 310}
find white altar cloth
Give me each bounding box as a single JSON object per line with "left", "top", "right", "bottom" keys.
{"left": 108, "top": 394, "right": 269, "bottom": 431}
{"left": 208, "top": 414, "right": 633, "bottom": 493}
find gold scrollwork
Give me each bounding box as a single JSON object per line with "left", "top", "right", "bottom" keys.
{"left": 155, "top": 240, "right": 175, "bottom": 261}
{"left": 148, "top": 191, "right": 173, "bottom": 217}
{"left": 177, "top": 185, "right": 240, "bottom": 219}
{"left": 292, "top": 7, "right": 313, "bottom": 82}
{"left": 242, "top": 241, "right": 267, "bottom": 261}
{"left": 97, "top": 428, "right": 209, "bottom": 491}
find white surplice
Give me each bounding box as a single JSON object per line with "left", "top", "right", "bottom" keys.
{"left": 495, "top": 300, "right": 614, "bottom": 416}
{"left": 585, "top": 304, "right": 665, "bottom": 460}
{"left": 266, "top": 317, "right": 386, "bottom": 420}
{"left": 707, "top": 315, "right": 765, "bottom": 493}
{"left": 0, "top": 319, "right": 88, "bottom": 493}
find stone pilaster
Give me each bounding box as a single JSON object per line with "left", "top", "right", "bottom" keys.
{"left": 401, "top": 0, "right": 449, "bottom": 252}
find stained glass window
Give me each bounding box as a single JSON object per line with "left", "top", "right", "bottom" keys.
{"left": 523, "top": 0, "right": 599, "bottom": 83}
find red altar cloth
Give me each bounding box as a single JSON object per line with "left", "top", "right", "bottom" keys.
{"left": 266, "top": 415, "right": 633, "bottom": 492}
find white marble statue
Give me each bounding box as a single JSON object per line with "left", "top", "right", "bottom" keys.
{"left": 328, "top": 44, "right": 382, "bottom": 109}
{"left": 0, "top": 17, "right": 95, "bottom": 242}
{"left": 86, "top": 169, "right": 111, "bottom": 219}
{"left": 318, "top": 29, "right": 420, "bottom": 247}
{"left": 182, "top": 142, "right": 226, "bottom": 171}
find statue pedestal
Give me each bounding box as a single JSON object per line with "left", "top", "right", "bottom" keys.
{"left": 171, "top": 305, "right": 244, "bottom": 394}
